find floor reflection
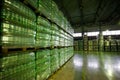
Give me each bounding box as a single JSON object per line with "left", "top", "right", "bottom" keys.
{"left": 49, "top": 52, "right": 120, "bottom": 80}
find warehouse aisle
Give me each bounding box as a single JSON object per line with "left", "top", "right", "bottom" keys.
{"left": 48, "top": 52, "right": 120, "bottom": 80}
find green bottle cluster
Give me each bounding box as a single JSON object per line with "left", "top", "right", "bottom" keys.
{"left": 36, "top": 50, "right": 51, "bottom": 80}
{"left": 1, "top": 0, "right": 74, "bottom": 80}
{"left": 1, "top": 0, "right": 73, "bottom": 48}
{"left": 1, "top": 0, "right": 36, "bottom": 47}
{"left": 0, "top": 52, "right": 36, "bottom": 80}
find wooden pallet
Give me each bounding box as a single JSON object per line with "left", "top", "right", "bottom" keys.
{"left": 1, "top": 45, "right": 74, "bottom": 54}
{"left": 36, "top": 46, "right": 55, "bottom": 50}
{"left": 2, "top": 46, "right": 36, "bottom": 54}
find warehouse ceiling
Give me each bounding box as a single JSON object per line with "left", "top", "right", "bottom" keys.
{"left": 53, "top": 0, "right": 120, "bottom": 32}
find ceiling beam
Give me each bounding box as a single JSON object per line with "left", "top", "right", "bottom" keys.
{"left": 77, "top": 0, "right": 84, "bottom": 34}
{"left": 98, "top": 0, "right": 120, "bottom": 25}
{"left": 105, "top": 3, "right": 120, "bottom": 23}
{"left": 72, "top": 18, "right": 118, "bottom": 28}
{"left": 94, "top": 0, "right": 103, "bottom": 23}
{"left": 95, "top": 0, "right": 114, "bottom": 24}
{"left": 109, "top": 15, "right": 120, "bottom": 24}
{"left": 77, "top": 0, "right": 84, "bottom": 24}
{"left": 72, "top": 21, "right": 98, "bottom": 28}
{"left": 70, "top": 12, "right": 96, "bottom": 19}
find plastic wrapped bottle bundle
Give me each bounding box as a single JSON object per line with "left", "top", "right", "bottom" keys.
{"left": 1, "top": 0, "right": 36, "bottom": 47}
{"left": 38, "top": 0, "right": 73, "bottom": 33}
{"left": 3, "top": 0, "right": 36, "bottom": 20}
{"left": 36, "top": 50, "right": 51, "bottom": 80}
{"left": 1, "top": 52, "right": 35, "bottom": 80}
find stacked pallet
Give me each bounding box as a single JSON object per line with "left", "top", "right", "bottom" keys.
{"left": 110, "top": 40, "right": 117, "bottom": 52}
{"left": 50, "top": 49, "right": 59, "bottom": 74}
{"left": 117, "top": 40, "right": 120, "bottom": 52}
{"left": 1, "top": 0, "right": 36, "bottom": 48}
{"left": 1, "top": 52, "right": 36, "bottom": 80}
{"left": 65, "top": 47, "right": 74, "bottom": 61}
{"left": 88, "top": 40, "right": 93, "bottom": 51}
{"left": 51, "top": 24, "right": 60, "bottom": 47}
{"left": 74, "top": 41, "right": 79, "bottom": 51}
{"left": 59, "top": 48, "right": 65, "bottom": 66}
{"left": 93, "top": 40, "right": 98, "bottom": 51}
{"left": 104, "top": 40, "right": 110, "bottom": 52}
{"left": 78, "top": 40, "right": 83, "bottom": 51}
{"left": 1, "top": 0, "right": 74, "bottom": 80}
{"left": 83, "top": 35, "right": 88, "bottom": 51}
{"left": 36, "top": 50, "right": 51, "bottom": 80}
{"left": 36, "top": 16, "right": 51, "bottom": 47}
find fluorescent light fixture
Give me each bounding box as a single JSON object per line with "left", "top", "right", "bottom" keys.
{"left": 103, "top": 30, "right": 110, "bottom": 35}
{"left": 87, "top": 32, "right": 99, "bottom": 36}
{"left": 84, "top": 33, "right": 87, "bottom": 35}
{"left": 103, "top": 30, "right": 120, "bottom": 36}
{"left": 73, "top": 30, "right": 120, "bottom": 37}
{"left": 73, "top": 33, "right": 82, "bottom": 37}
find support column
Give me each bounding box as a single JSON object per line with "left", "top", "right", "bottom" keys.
{"left": 108, "top": 36, "right": 111, "bottom": 52}
{"left": 98, "top": 24, "right": 104, "bottom": 51}
{"left": 83, "top": 34, "right": 88, "bottom": 51}
{"left": 81, "top": 26, "right": 84, "bottom": 51}
{"left": 81, "top": 26, "right": 87, "bottom": 51}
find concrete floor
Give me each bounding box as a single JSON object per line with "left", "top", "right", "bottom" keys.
{"left": 48, "top": 52, "right": 120, "bottom": 80}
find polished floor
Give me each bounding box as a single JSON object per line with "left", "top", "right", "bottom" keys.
{"left": 48, "top": 52, "right": 120, "bottom": 80}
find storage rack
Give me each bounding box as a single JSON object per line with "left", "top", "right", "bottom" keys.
{"left": 0, "top": 0, "right": 74, "bottom": 80}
